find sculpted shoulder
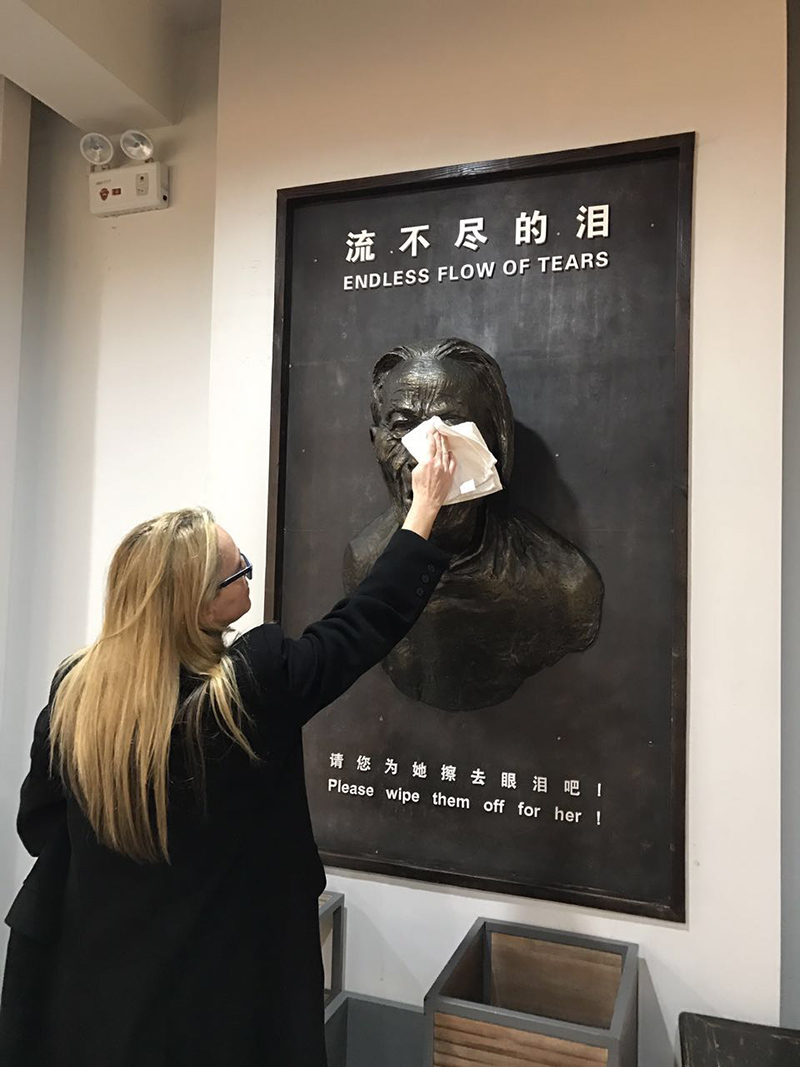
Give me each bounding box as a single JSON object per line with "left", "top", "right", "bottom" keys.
{"left": 343, "top": 511, "right": 398, "bottom": 592}
{"left": 500, "top": 511, "right": 604, "bottom": 643}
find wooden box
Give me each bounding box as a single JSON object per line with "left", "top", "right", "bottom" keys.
{"left": 680, "top": 1012, "right": 800, "bottom": 1065}
{"left": 325, "top": 991, "right": 424, "bottom": 1067}
{"left": 424, "top": 918, "right": 638, "bottom": 1066}
{"left": 318, "top": 891, "right": 345, "bottom": 1004}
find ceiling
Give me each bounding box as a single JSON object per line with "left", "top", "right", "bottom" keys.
{"left": 162, "top": 0, "right": 221, "bottom": 31}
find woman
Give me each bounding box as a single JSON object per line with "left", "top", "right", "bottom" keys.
{"left": 0, "top": 430, "right": 455, "bottom": 1066}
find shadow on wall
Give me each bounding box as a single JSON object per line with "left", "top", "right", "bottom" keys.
{"left": 0, "top": 100, "right": 101, "bottom": 956}
{"left": 508, "top": 421, "right": 588, "bottom": 546}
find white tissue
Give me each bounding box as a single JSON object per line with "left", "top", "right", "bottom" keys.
{"left": 402, "top": 415, "right": 503, "bottom": 506}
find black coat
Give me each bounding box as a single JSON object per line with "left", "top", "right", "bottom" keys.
{"left": 0, "top": 529, "right": 449, "bottom": 1066}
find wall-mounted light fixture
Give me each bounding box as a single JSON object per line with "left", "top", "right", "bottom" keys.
{"left": 119, "top": 129, "right": 155, "bottom": 162}
{"left": 80, "top": 128, "right": 169, "bottom": 218}
{"left": 79, "top": 132, "right": 115, "bottom": 168}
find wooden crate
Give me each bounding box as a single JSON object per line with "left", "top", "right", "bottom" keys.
{"left": 680, "top": 1012, "right": 800, "bottom": 1065}
{"left": 424, "top": 918, "right": 638, "bottom": 1066}
{"left": 325, "top": 991, "right": 424, "bottom": 1067}
{"left": 318, "top": 891, "right": 345, "bottom": 1004}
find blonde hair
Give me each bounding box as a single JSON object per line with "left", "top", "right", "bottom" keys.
{"left": 50, "top": 507, "right": 256, "bottom": 863}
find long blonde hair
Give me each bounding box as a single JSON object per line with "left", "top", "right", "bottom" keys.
{"left": 50, "top": 507, "right": 256, "bottom": 863}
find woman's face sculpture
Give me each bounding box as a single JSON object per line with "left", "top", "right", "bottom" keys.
{"left": 370, "top": 357, "right": 499, "bottom": 546}
{"left": 347, "top": 340, "right": 604, "bottom": 710}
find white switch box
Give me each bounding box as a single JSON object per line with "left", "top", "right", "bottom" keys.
{"left": 88, "top": 161, "right": 170, "bottom": 217}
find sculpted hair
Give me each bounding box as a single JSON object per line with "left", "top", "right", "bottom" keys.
{"left": 371, "top": 337, "right": 515, "bottom": 481}
{"left": 49, "top": 507, "right": 256, "bottom": 863}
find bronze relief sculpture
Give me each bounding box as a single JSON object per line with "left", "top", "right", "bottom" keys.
{"left": 343, "top": 338, "right": 604, "bottom": 711}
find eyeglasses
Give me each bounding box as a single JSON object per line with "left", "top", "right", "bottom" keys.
{"left": 219, "top": 553, "right": 253, "bottom": 589}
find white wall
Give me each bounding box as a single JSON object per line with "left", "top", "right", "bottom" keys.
{"left": 22, "top": 0, "right": 177, "bottom": 120}
{"left": 2, "top": 26, "right": 220, "bottom": 912}
{"left": 209, "top": 1, "right": 786, "bottom": 1063}
{"left": 0, "top": 0, "right": 178, "bottom": 129}
{"left": 784, "top": 0, "right": 800, "bottom": 1029}
{"left": 82, "top": 26, "right": 219, "bottom": 631}
{"left": 0, "top": 75, "right": 31, "bottom": 948}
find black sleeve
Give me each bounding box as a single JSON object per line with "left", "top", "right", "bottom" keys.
{"left": 18, "top": 703, "right": 67, "bottom": 858}
{"left": 235, "top": 529, "right": 450, "bottom": 725}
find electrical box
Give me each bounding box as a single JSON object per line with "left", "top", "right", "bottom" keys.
{"left": 88, "top": 161, "right": 169, "bottom": 217}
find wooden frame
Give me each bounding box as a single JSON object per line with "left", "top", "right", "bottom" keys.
{"left": 268, "top": 134, "right": 693, "bottom": 921}
{"left": 318, "top": 890, "right": 345, "bottom": 1004}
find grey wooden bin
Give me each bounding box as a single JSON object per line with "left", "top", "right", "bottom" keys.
{"left": 680, "top": 1012, "right": 800, "bottom": 1065}
{"left": 325, "top": 991, "right": 424, "bottom": 1067}
{"left": 424, "top": 917, "right": 638, "bottom": 1066}
{"left": 318, "top": 891, "right": 345, "bottom": 1004}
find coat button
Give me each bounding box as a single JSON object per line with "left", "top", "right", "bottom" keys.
{"left": 427, "top": 564, "right": 436, "bottom": 573}
{"left": 421, "top": 574, "right": 430, "bottom": 584}
{"left": 416, "top": 587, "right": 424, "bottom": 597}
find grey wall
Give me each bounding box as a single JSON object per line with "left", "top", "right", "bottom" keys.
{"left": 0, "top": 100, "right": 100, "bottom": 964}
{"left": 784, "top": 0, "right": 800, "bottom": 1030}
{"left": 0, "top": 78, "right": 31, "bottom": 966}
{"left": 0, "top": 27, "right": 222, "bottom": 966}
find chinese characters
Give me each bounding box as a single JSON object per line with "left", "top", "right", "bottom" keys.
{"left": 344, "top": 205, "right": 611, "bottom": 260}
{"left": 330, "top": 751, "right": 597, "bottom": 798}
{"left": 345, "top": 229, "right": 375, "bottom": 263}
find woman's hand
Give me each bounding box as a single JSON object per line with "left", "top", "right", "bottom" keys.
{"left": 402, "top": 429, "right": 456, "bottom": 540}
